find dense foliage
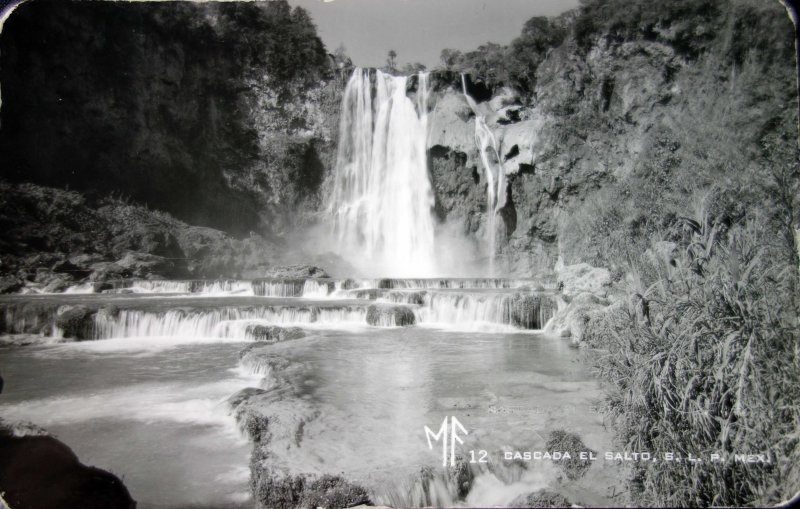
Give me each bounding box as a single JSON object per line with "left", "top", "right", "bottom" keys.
{"left": 586, "top": 196, "right": 799, "bottom": 506}
{"left": 438, "top": 16, "right": 567, "bottom": 95}
{"left": 0, "top": 0, "right": 331, "bottom": 235}
{"left": 550, "top": 1, "right": 800, "bottom": 504}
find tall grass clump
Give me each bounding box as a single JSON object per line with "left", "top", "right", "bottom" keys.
{"left": 591, "top": 193, "right": 799, "bottom": 506}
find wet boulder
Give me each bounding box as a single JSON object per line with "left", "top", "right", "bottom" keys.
{"left": 52, "top": 258, "right": 90, "bottom": 278}
{"left": 42, "top": 274, "right": 74, "bottom": 293}
{"left": 264, "top": 265, "right": 328, "bottom": 278}
{"left": 88, "top": 261, "right": 130, "bottom": 282}
{"left": 115, "top": 252, "right": 177, "bottom": 279}
{"left": 228, "top": 387, "right": 268, "bottom": 410}
{"left": 246, "top": 325, "right": 305, "bottom": 343}
{"left": 0, "top": 276, "right": 24, "bottom": 294}
{"left": 366, "top": 304, "right": 416, "bottom": 327}
{"left": 55, "top": 305, "right": 97, "bottom": 340}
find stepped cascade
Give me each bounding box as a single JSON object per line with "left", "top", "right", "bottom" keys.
{"left": 1, "top": 277, "right": 557, "bottom": 338}
{"left": 329, "top": 68, "right": 436, "bottom": 277}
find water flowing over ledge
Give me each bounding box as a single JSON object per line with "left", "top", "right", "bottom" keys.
{"left": 329, "top": 68, "right": 437, "bottom": 277}
{"left": 1, "top": 278, "right": 557, "bottom": 339}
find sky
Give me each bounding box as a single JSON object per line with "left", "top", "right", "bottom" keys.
{"left": 287, "top": 0, "right": 579, "bottom": 68}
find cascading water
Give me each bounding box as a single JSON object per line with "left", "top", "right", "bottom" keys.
{"left": 330, "top": 68, "right": 436, "bottom": 277}
{"left": 461, "top": 75, "right": 507, "bottom": 276}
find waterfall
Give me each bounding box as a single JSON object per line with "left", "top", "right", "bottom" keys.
{"left": 461, "top": 75, "right": 506, "bottom": 276}
{"left": 330, "top": 68, "right": 436, "bottom": 277}
{"left": 93, "top": 307, "right": 367, "bottom": 339}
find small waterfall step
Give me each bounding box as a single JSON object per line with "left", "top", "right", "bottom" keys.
{"left": 2, "top": 278, "right": 558, "bottom": 338}
{"left": 60, "top": 276, "right": 556, "bottom": 297}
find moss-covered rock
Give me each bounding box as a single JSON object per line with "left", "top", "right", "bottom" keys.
{"left": 54, "top": 305, "right": 96, "bottom": 340}
{"left": 251, "top": 471, "right": 370, "bottom": 509}
{"left": 545, "top": 292, "right": 611, "bottom": 345}
{"left": 246, "top": 325, "right": 305, "bottom": 343}
{"left": 228, "top": 387, "right": 268, "bottom": 410}
{"left": 510, "top": 489, "right": 572, "bottom": 507}
{"left": 545, "top": 429, "right": 595, "bottom": 480}
{"left": 509, "top": 294, "right": 556, "bottom": 329}
{"left": 300, "top": 475, "right": 371, "bottom": 509}
{"left": 366, "top": 304, "right": 416, "bottom": 327}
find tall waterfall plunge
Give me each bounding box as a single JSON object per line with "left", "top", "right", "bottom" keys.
{"left": 330, "top": 69, "right": 437, "bottom": 277}
{"left": 461, "top": 75, "right": 506, "bottom": 277}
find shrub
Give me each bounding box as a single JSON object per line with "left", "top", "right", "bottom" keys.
{"left": 590, "top": 208, "right": 799, "bottom": 506}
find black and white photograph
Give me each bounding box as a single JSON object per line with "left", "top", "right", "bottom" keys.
{"left": 0, "top": 0, "right": 798, "bottom": 508}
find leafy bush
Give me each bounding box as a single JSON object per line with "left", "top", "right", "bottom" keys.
{"left": 437, "top": 16, "right": 565, "bottom": 95}
{"left": 574, "top": 0, "right": 724, "bottom": 56}
{"left": 590, "top": 204, "right": 799, "bottom": 505}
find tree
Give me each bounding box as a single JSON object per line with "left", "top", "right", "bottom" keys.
{"left": 506, "top": 16, "right": 567, "bottom": 93}
{"left": 439, "top": 48, "right": 463, "bottom": 71}
{"left": 401, "top": 62, "right": 427, "bottom": 75}
{"left": 387, "top": 49, "right": 397, "bottom": 71}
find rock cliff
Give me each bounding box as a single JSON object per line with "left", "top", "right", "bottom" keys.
{"left": 0, "top": 0, "right": 341, "bottom": 237}
{"left": 425, "top": 0, "right": 795, "bottom": 275}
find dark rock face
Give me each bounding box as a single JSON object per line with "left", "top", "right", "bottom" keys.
{"left": 366, "top": 304, "right": 416, "bottom": 327}
{"left": 246, "top": 325, "right": 305, "bottom": 343}
{"left": 0, "top": 434, "right": 136, "bottom": 509}
{"left": 0, "top": 275, "right": 23, "bottom": 294}
{"left": 54, "top": 305, "right": 96, "bottom": 340}
{"left": 0, "top": 0, "right": 338, "bottom": 237}
{"left": 425, "top": 0, "right": 794, "bottom": 275}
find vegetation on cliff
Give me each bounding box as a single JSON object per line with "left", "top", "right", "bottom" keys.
{"left": 0, "top": 180, "right": 279, "bottom": 288}
{"left": 0, "top": 0, "right": 334, "bottom": 236}
{"left": 440, "top": 0, "right": 799, "bottom": 505}
{"left": 558, "top": 1, "right": 798, "bottom": 505}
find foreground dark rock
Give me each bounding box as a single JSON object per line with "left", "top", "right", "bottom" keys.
{"left": 0, "top": 432, "right": 136, "bottom": 509}
{"left": 366, "top": 304, "right": 416, "bottom": 327}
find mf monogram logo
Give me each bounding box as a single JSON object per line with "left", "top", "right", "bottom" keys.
{"left": 424, "top": 416, "right": 468, "bottom": 467}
